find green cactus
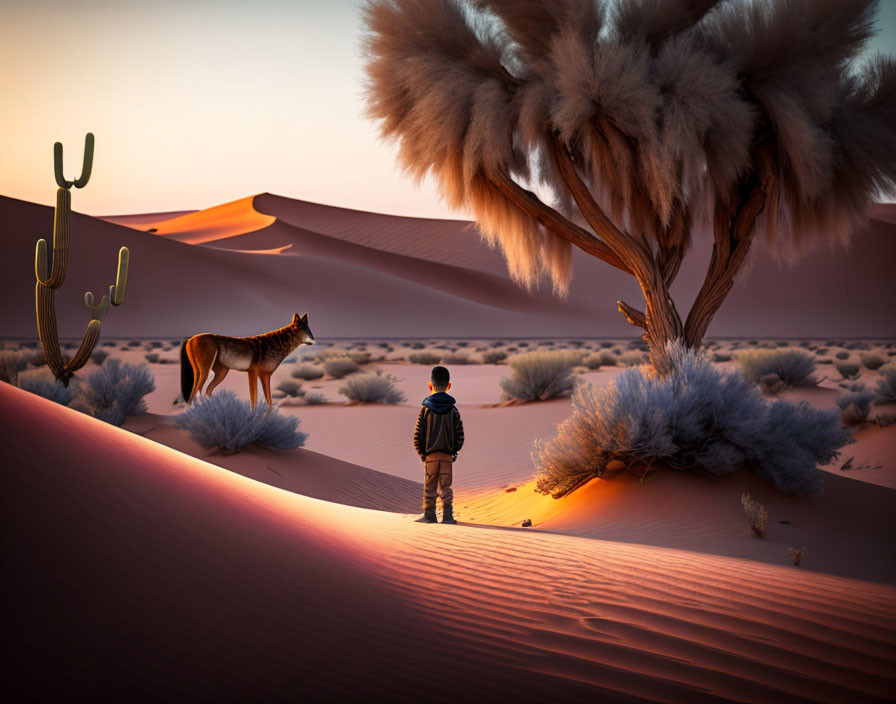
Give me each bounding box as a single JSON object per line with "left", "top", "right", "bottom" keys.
{"left": 34, "top": 132, "right": 130, "bottom": 386}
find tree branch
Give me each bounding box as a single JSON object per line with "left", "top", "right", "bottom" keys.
{"left": 683, "top": 152, "right": 772, "bottom": 347}
{"left": 487, "top": 171, "right": 633, "bottom": 275}
{"left": 617, "top": 300, "right": 647, "bottom": 329}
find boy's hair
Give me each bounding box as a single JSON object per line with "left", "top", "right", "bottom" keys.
{"left": 430, "top": 365, "right": 450, "bottom": 391}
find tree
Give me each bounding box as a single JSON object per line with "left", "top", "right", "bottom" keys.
{"left": 362, "top": 0, "right": 896, "bottom": 373}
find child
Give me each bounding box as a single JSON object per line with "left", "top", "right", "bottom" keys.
{"left": 413, "top": 365, "right": 464, "bottom": 524}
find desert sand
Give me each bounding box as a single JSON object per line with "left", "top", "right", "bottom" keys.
{"left": 5, "top": 381, "right": 896, "bottom": 703}
{"left": 1, "top": 194, "right": 894, "bottom": 339}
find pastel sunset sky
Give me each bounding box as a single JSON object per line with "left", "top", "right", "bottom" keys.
{"left": 2, "top": 0, "right": 894, "bottom": 218}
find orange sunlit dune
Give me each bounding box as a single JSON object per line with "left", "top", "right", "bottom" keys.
{"left": 138, "top": 194, "right": 276, "bottom": 244}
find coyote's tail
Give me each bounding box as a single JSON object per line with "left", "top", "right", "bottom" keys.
{"left": 180, "top": 339, "right": 193, "bottom": 403}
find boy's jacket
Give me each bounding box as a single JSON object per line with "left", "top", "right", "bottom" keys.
{"left": 413, "top": 392, "right": 465, "bottom": 460}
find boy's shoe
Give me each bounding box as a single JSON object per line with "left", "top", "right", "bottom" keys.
{"left": 415, "top": 509, "right": 438, "bottom": 523}
{"left": 441, "top": 504, "right": 457, "bottom": 524}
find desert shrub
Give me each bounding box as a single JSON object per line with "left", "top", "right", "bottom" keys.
{"left": 712, "top": 352, "right": 732, "bottom": 362}
{"left": 860, "top": 354, "right": 884, "bottom": 370}
{"left": 17, "top": 374, "right": 77, "bottom": 406}
{"left": 844, "top": 341, "right": 870, "bottom": 350}
{"left": 79, "top": 359, "right": 155, "bottom": 426}
{"left": 291, "top": 363, "right": 325, "bottom": 381}
{"left": 500, "top": 351, "right": 577, "bottom": 402}
{"left": 304, "top": 392, "right": 326, "bottom": 405}
{"left": 836, "top": 390, "right": 876, "bottom": 425}
{"left": 597, "top": 351, "right": 617, "bottom": 366}
{"left": 410, "top": 342, "right": 425, "bottom": 350}
{"left": 482, "top": 350, "right": 508, "bottom": 365}
{"left": 149, "top": 341, "right": 163, "bottom": 349}
{"left": 835, "top": 350, "right": 850, "bottom": 360}
{"left": 518, "top": 342, "right": 529, "bottom": 348}
{"left": 875, "top": 365, "right": 896, "bottom": 404}
{"left": 175, "top": 391, "right": 306, "bottom": 453}
{"left": 348, "top": 350, "right": 371, "bottom": 365}
{"left": 90, "top": 349, "right": 109, "bottom": 365}
{"left": 409, "top": 351, "right": 442, "bottom": 365}
{"left": 145, "top": 353, "right": 160, "bottom": 364}
{"left": 759, "top": 373, "right": 784, "bottom": 395}
{"left": 323, "top": 357, "right": 360, "bottom": 379}
{"left": 834, "top": 361, "right": 861, "bottom": 380}
{"left": 101, "top": 340, "right": 117, "bottom": 348}
{"left": 127, "top": 340, "right": 141, "bottom": 348}
{"left": 741, "top": 493, "right": 768, "bottom": 538}
{"left": 533, "top": 344, "right": 846, "bottom": 498}
{"left": 339, "top": 372, "right": 405, "bottom": 404}
{"left": 788, "top": 546, "right": 806, "bottom": 566}
{"left": 736, "top": 348, "right": 818, "bottom": 387}
{"left": 276, "top": 380, "right": 304, "bottom": 398}
{"left": 619, "top": 351, "right": 648, "bottom": 367}
{"left": 582, "top": 353, "right": 604, "bottom": 370}
{"left": 0, "top": 350, "right": 31, "bottom": 384}
{"left": 442, "top": 352, "right": 471, "bottom": 364}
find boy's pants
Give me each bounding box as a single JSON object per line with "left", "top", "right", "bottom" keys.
{"left": 423, "top": 451, "right": 453, "bottom": 511}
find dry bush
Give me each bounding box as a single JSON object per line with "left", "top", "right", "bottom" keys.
{"left": 835, "top": 351, "right": 850, "bottom": 360}
{"left": 712, "top": 352, "right": 732, "bottom": 362}
{"left": 737, "top": 348, "right": 818, "bottom": 387}
{"left": 291, "top": 363, "right": 324, "bottom": 381}
{"left": 860, "top": 354, "right": 885, "bottom": 370}
{"left": 534, "top": 344, "right": 846, "bottom": 498}
{"left": 499, "top": 351, "right": 577, "bottom": 402}
{"left": 304, "top": 392, "right": 327, "bottom": 406}
{"left": 741, "top": 494, "right": 768, "bottom": 538}
{"left": 276, "top": 380, "right": 304, "bottom": 398}
{"left": 77, "top": 359, "right": 156, "bottom": 427}
{"left": 875, "top": 365, "right": 896, "bottom": 403}
{"left": 788, "top": 546, "right": 806, "bottom": 566}
{"left": 348, "top": 351, "right": 372, "bottom": 365}
{"left": 442, "top": 352, "right": 471, "bottom": 364}
{"left": 834, "top": 361, "right": 861, "bottom": 380}
{"left": 409, "top": 351, "right": 442, "bottom": 365}
{"left": 482, "top": 350, "right": 507, "bottom": 364}
{"left": 90, "top": 349, "right": 109, "bottom": 365}
{"left": 323, "top": 357, "right": 360, "bottom": 379}
{"left": 582, "top": 353, "right": 604, "bottom": 370}
{"left": 175, "top": 390, "right": 306, "bottom": 453}
{"left": 618, "top": 351, "right": 649, "bottom": 367}
{"left": 339, "top": 372, "right": 405, "bottom": 404}
{"left": 836, "top": 390, "right": 876, "bottom": 425}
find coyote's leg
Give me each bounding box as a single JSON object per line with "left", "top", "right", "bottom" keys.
{"left": 247, "top": 368, "right": 259, "bottom": 409}
{"left": 205, "top": 361, "right": 229, "bottom": 395}
{"left": 186, "top": 337, "right": 216, "bottom": 402}
{"left": 260, "top": 372, "right": 273, "bottom": 408}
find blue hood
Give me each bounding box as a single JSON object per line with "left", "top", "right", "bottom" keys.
{"left": 422, "top": 392, "right": 456, "bottom": 415}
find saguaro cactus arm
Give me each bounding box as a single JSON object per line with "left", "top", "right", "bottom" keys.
{"left": 35, "top": 188, "right": 72, "bottom": 288}
{"left": 111, "top": 247, "right": 129, "bottom": 305}
{"left": 54, "top": 132, "right": 94, "bottom": 189}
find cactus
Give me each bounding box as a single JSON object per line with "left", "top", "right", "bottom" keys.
{"left": 34, "top": 132, "right": 130, "bottom": 386}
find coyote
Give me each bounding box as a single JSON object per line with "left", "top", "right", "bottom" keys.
{"left": 180, "top": 313, "right": 315, "bottom": 409}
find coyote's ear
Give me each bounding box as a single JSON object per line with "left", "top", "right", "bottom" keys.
{"left": 300, "top": 312, "right": 308, "bottom": 323}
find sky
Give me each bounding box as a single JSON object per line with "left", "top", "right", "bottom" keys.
{"left": 1, "top": 0, "right": 894, "bottom": 219}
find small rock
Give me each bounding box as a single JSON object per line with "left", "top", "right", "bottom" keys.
{"left": 521, "top": 518, "right": 532, "bottom": 527}
{"left": 606, "top": 459, "right": 625, "bottom": 471}
{"left": 505, "top": 487, "right": 517, "bottom": 492}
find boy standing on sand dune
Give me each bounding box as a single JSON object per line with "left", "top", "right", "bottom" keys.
{"left": 413, "top": 366, "right": 464, "bottom": 524}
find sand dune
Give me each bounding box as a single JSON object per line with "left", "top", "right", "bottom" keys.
{"left": 4, "top": 382, "right": 895, "bottom": 702}
{"left": 99, "top": 209, "right": 198, "bottom": 228}
{"left": 4, "top": 193, "right": 895, "bottom": 338}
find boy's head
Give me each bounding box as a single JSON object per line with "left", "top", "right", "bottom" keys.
{"left": 428, "top": 365, "right": 451, "bottom": 393}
